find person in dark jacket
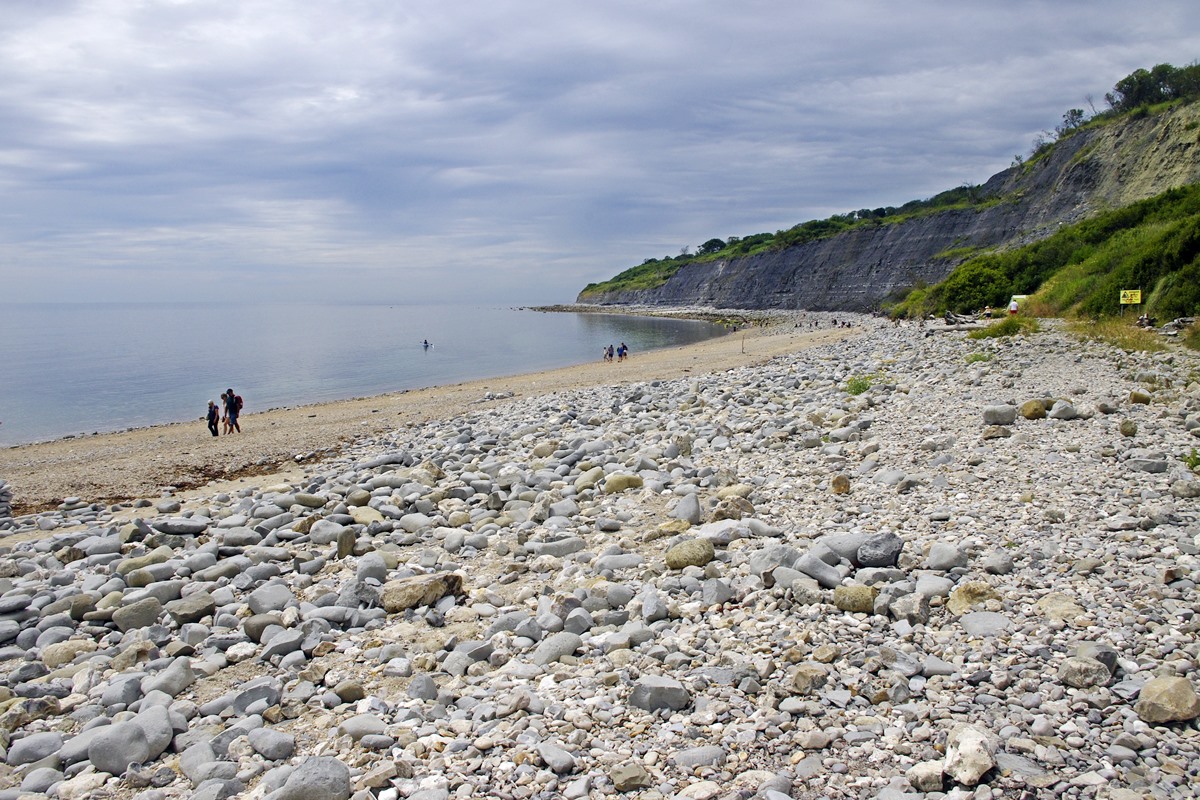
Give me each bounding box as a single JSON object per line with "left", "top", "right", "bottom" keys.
{"left": 206, "top": 400, "right": 220, "bottom": 437}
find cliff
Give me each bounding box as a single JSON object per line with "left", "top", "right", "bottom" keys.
{"left": 579, "top": 102, "right": 1200, "bottom": 311}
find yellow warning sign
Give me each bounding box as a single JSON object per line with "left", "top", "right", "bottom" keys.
{"left": 1120, "top": 290, "right": 1142, "bottom": 305}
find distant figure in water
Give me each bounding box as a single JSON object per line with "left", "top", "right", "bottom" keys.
{"left": 206, "top": 400, "right": 220, "bottom": 437}
{"left": 422, "top": 339, "right": 431, "bottom": 348}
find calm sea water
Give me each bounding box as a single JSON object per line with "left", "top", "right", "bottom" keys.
{"left": 0, "top": 303, "right": 727, "bottom": 447}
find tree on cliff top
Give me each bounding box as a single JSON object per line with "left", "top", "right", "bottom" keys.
{"left": 1105, "top": 62, "right": 1200, "bottom": 111}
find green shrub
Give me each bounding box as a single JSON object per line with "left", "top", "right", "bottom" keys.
{"left": 938, "top": 260, "right": 1010, "bottom": 314}
{"left": 1184, "top": 323, "right": 1200, "bottom": 351}
{"left": 844, "top": 373, "right": 876, "bottom": 395}
{"left": 1064, "top": 318, "right": 1167, "bottom": 352}
{"left": 967, "top": 317, "right": 1040, "bottom": 339}
{"left": 965, "top": 352, "right": 993, "bottom": 364}
{"left": 889, "top": 286, "right": 932, "bottom": 318}
{"left": 1151, "top": 260, "right": 1200, "bottom": 320}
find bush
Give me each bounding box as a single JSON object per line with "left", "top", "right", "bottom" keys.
{"left": 1065, "top": 318, "right": 1167, "bottom": 352}
{"left": 965, "top": 352, "right": 993, "bottom": 364}
{"left": 844, "top": 373, "right": 877, "bottom": 395}
{"left": 939, "top": 260, "right": 1010, "bottom": 314}
{"left": 1151, "top": 260, "right": 1200, "bottom": 320}
{"left": 967, "top": 317, "right": 1040, "bottom": 339}
{"left": 1182, "top": 323, "right": 1200, "bottom": 351}
{"left": 888, "top": 286, "right": 933, "bottom": 318}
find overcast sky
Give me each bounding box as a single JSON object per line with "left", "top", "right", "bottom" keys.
{"left": 1, "top": 2, "right": 1197, "bottom": 306}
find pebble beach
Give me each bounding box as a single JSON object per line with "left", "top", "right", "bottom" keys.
{"left": 0, "top": 311, "right": 1198, "bottom": 800}
{"left": 0, "top": 313, "right": 848, "bottom": 517}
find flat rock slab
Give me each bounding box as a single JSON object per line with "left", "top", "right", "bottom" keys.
{"left": 959, "top": 612, "right": 1012, "bottom": 637}
{"left": 380, "top": 573, "right": 464, "bottom": 612}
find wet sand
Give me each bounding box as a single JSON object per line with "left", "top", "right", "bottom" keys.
{"left": 0, "top": 322, "right": 855, "bottom": 515}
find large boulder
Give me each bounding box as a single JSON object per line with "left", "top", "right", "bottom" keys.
{"left": 1135, "top": 676, "right": 1200, "bottom": 723}
{"left": 272, "top": 756, "right": 351, "bottom": 800}
{"left": 665, "top": 538, "right": 715, "bottom": 570}
{"left": 380, "top": 573, "right": 463, "bottom": 612}
{"left": 943, "top": 724, "right": 996, "bottom": 786}
{"left": 88, "top": 721, "right": 152, "bottom": 776}
{"left": 629, "top": 676, "right": 691, "bottom": 711}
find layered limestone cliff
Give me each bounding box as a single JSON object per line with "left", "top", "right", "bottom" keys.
{"left": 580, "top": 102, "right": 1200, "bottom": 311}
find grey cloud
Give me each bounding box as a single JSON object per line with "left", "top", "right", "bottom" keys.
{"left": 0, "top": 1, "right": 1197, "bottom": 303}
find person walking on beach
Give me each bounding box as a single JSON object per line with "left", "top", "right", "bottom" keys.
{"left": 224, "top": 388, "right": 242, "bottom": 433}
{"left": 617, "top": 342, "right": 628, "bottom": 361}
{"left": 206, "top": 400, "right": 220, "bottom": 437}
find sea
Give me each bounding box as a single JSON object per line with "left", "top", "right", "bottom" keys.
{"left": 0, "top": 303, "right": 728, "bottom": 447}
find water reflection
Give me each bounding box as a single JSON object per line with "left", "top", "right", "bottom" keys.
{"left": 574, "top": 313, "right": 726, "bottom": 353}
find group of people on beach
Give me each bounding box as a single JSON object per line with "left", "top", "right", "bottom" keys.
{"left": 602, "top": 343, "right": 629, "bottom": 362}
{"left": 206, "top": 389, "right": 243, "bottom": 437}
{"left": 795, "top": 318, "right": 854, "bottom": 329}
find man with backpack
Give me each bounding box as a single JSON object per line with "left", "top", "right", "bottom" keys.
{"left": 224, "top": 388, "right": 243, "bottom": 433}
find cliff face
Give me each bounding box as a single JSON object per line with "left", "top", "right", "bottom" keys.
{"left": 581, "top": 103, "right": 1200, "bottom": 311}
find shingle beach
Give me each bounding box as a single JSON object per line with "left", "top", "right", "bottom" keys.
{"left": 0, "top": 312, "right": 1198, "bottom": 800}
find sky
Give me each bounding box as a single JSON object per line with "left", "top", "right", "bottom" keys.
{"left": 1, "top": 1, "right": 1198, "bottom": 306}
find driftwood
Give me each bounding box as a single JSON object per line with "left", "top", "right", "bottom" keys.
{"left": 925, "top": 323, "right": 985, "bottom": 335}
{"left": 943, "top": 311, "right": 978, "bottom": 325}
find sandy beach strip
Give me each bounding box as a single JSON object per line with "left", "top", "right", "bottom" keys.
{"left": 0, "top": 320, "right": 855, "bottom": 514}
